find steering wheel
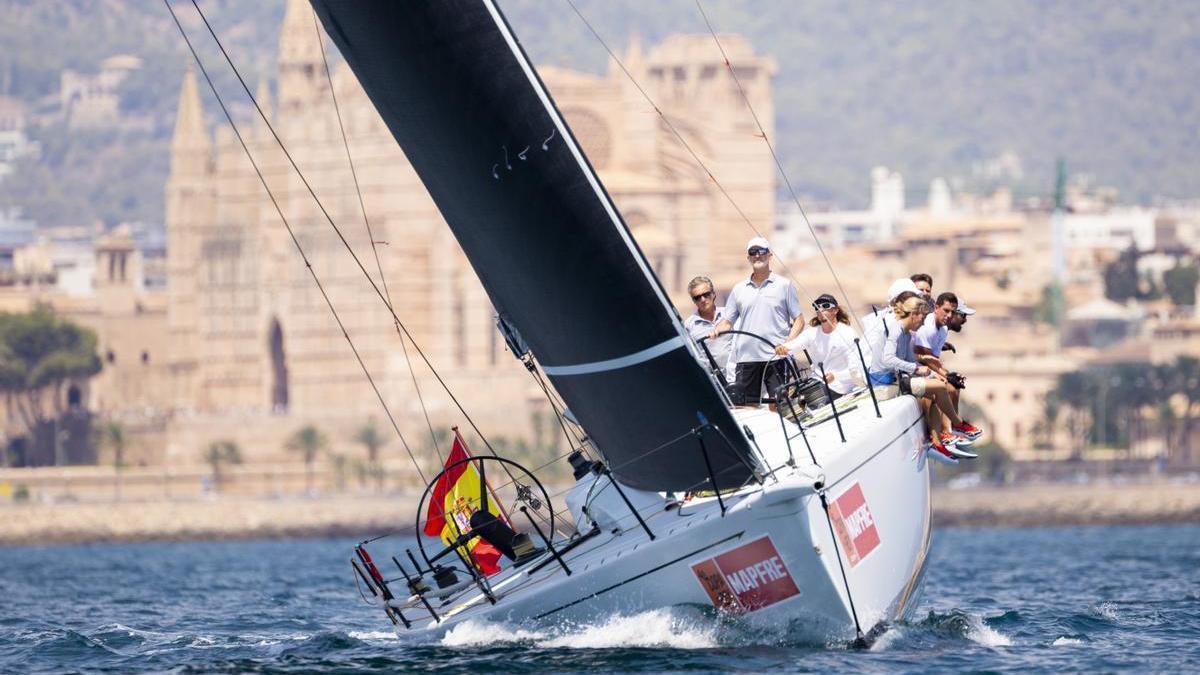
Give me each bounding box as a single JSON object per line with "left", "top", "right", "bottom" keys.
{"left": 414, "top": 455, "right": 555, "bottom": 570}
{"left": 699, "top": 329, "right": 805, "bottom": 397}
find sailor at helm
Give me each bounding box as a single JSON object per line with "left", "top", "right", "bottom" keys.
{"left": 709, "top": 237, "right": 804, "bottom": 406}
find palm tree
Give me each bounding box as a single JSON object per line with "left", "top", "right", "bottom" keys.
{"left": 204, "top": 440, "right": 242, "bottom": 493}
{"left": 285, "top": 425, "right": 328, "bottom": 494}
{"left": 353, "top": 418, "right": 387, "bottom": 492}
{"left": 98, "top": 421, "right": 126, "bottom": 501}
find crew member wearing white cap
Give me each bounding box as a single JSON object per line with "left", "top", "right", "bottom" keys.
{"left": 942, "top": 298, "right": 975, "bottom": 354}
{"left": 710, "top": 237, "right": 804, "bottom": 406}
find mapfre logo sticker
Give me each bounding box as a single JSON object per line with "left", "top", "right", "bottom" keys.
{"left": 828, "top": 482, "right": 880, "bottom": 567}
{"left": 691, "top": 536, "right": 800, "bottom": 614}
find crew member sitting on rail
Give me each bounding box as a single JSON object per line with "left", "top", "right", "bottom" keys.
{"left": 863, "top": 292, "right": 979, "bottom": 463}
{"left": 910, "top": 272, "right": 934, "bottom": 309}
{"left": 915, "top": 292, "right": 980, "bottom": 448}
{"left": 774, "top": 293, "right": 862, "bottom": 400}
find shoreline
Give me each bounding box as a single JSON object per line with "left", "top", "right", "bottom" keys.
{"left": 2, "top": 481, "right": 1198, "bottom": 546}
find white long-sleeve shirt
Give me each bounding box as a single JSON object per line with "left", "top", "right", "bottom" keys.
{"left": 863, "top": 311, "right": 918, "bottom": 375}
{"left": 780, "top": 323, "right": 862, "bottom": 394}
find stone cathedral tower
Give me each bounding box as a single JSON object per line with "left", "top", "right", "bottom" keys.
{"left": 163, "top": 1, "right": 776, "bottom": 465}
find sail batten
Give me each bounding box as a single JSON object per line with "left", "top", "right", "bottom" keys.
{"left": 311, "top": 0, "right": 761, "bottom": 491}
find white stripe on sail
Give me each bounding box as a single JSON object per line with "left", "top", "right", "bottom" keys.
{"left": 541, "top": 337, "right": 686, "bottom": 376}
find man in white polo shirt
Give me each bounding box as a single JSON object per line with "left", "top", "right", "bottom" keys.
{"left": 915, "top": 291, "right": 983, "bottom": 447}
{"left": 710, "top": 237, "right": 804, "bottom": 406}
{"left": 914, "top": 291, "right": 958, "bottom": 371}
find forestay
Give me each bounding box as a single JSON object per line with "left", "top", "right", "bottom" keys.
{"left": 311, "top": 0, "right": 760, "bottom": 491}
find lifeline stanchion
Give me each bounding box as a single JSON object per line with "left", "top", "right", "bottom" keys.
{"left": 600, "top": 465, "right": 656, "bottom": 540}
{"left": 694, "top": 413, "right": 726, "bottom": 517}
{"left": 817, "top": 363, "right": 846, "bottom": 443}
{"left": 853, "top": 338, "right": 882, "bottom": 418}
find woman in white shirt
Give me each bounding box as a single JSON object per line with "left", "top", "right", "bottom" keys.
{"left": 774, "top": 293, "right": 862, "bottom": 396}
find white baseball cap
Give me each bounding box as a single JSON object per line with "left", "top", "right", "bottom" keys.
{"left": 746, "top": 236, "right": 770, "bottom": 252}
{"left": 955, "top": 300, "right": 976, "bottom": 315}
{"left": 887, "top": 278, "right": 921, "bottom": 302}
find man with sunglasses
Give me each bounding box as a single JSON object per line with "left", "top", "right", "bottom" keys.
{"left": 942, "top": 298, "right": 975, "bottom": 354}
{"left": 684, "top": 275, "right": 732, "bottom": 383}
{"left": 710, "top": 237, "right": 804, "bottom": 406}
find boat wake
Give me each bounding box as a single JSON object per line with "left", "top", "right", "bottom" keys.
{"left": 870, "top": 609, "right": 1015, "bottom": 651}
{"left": 441, "top": 608, "right": 719, "bottom": 650}
{"left": 436, "top": 605, "right": 1024, "bottom": 652}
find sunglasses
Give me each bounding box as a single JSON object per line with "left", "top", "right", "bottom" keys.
{"left": 747, "top": 247, "right": 770, "bottom": 256}
{"left": 691, "top": 290, "right": 715, "bottom": 302}
{"left": 812, "top": 300, "right": 838, "bottom": 311}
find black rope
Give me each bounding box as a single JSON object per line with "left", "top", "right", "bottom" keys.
{"left": 185, "top": 0, "right": 503, "bottom": 463}
{"left": 308, "top": 6, "right": 445, "bottom": 466}
{"left": 164, "top": 0, "right": 426, "bottom": 483}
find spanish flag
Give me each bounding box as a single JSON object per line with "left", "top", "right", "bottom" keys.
{"left": 422, "top": 430, "right": 504, "bottom": 576}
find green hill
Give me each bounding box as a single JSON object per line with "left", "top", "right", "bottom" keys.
{"left": 1, "top": 0, "right": 1197, "bottom": 228}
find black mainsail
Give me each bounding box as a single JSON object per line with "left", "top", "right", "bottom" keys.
{"left": 310, "top": 0, "right": 760, "bottom": 491}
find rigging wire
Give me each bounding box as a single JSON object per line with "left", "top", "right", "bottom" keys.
{"left": 308, "top": 6, "right": 445, "bottom": 465}
{"left": 163, "top": 0, "right": 426, "bottom": 484}
{"left": 562, "top": 0, "right": 834, "bottom": 367}
{"left": 184, "top": 0, "right": 504, "bottom": 464}
{"left": 561, "top": 0, "right": 807, "bottom": 294}
{"left": 692, "top": 0, "right": 874, "bottom": 345}
{"left": 565, "top": 0, "right": 883, "bottom": 367}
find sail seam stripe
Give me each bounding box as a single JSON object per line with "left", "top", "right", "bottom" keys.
{"left": 540, "top": 337, "right": 686, "bottom": 376}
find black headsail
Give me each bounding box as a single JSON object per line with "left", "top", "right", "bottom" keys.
{"left": 311, "top": 0, "right": 761, "bottom": 492}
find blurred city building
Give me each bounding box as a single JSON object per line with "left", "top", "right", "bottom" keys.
{"left": 40, "top": 0, "right": 773, "bottom": 468}
{"left": 1, "top": 0, "right": 1196, "bottom": 475}
{"left": 59, "top": 55, "right": 143, "bottom": 129}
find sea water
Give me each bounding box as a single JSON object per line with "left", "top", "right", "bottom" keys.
{"left": 1, "top": 525, "right": 1197, "bottom": 672}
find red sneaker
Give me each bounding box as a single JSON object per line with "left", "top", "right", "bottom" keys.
{"left": 953, "top": 421, "right": 983, "bottom": 441}
{"left": 926, "top": 440, "right": 959, "bottom": 465}
{"left": 940, "top": 431, "right": 961, "bottom": 447}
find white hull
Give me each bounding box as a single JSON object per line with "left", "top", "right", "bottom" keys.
{"left": 373, "top": 394, "right": 932, "bottom": 644}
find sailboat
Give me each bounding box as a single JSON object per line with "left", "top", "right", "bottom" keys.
{"left": 303, "top": 0, "right": 933, "bottom": 644}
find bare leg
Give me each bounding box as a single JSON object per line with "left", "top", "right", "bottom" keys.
{"left": 924, "top": 380, "right": 963, "bottom": 427}
{"left": 943, "top": 384, "right": 959, "bottom": 435}
{"left": 922, "top": 398, "right": 943, "bottom": 442}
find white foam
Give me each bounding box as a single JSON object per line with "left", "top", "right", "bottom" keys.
{"left": 538, "top": 609, "right": 717, "bottom": 650}
{"left": 441, "top": 609, "right": 717, "bottom": 650}
{"left": 440, "top": 620, "right": 545, "bottom": 647}
{"left": 1094, "top": 602, "right": 1119, "bottom": 621}
{"left": 868, "top": 626, "right": 904, "bottom": 651}
{"left": 1052, "top": 636, "right": 1083, "bottom": 646}
{"left": 965, "top": 615, "right": 1012, "bottom": 647}
{"left": 348, "top": 630, "right": 399, "bottom": 641}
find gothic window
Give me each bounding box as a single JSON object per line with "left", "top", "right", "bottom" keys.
{"left": 268, "top": 318, "right": 288, "bottom": 414}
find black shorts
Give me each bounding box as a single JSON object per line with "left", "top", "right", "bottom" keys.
{"left": 731, "top": 360, "right": 791, "bottom": 405}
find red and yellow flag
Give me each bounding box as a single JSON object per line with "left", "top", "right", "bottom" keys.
{"left": 423, "top": 430, "right": 504, "bottom": 576}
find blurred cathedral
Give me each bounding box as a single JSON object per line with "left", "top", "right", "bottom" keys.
{"left": 158, "top": 0, "right": 776, "bottom": 465}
